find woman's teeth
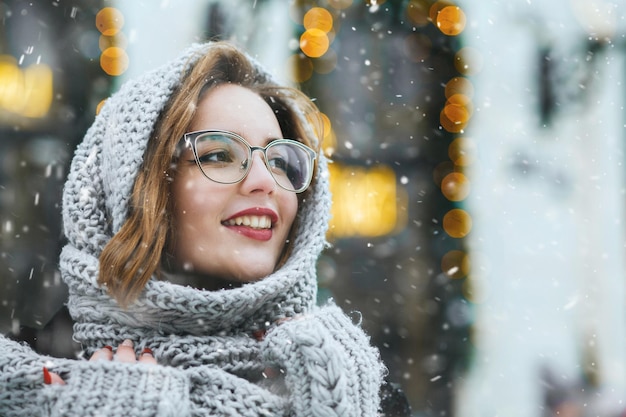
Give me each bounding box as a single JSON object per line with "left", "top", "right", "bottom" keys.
{"left": 224, "top": 215, "right": 272, "bottom": 229}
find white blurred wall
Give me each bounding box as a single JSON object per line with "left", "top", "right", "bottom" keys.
{"left": 459, "top": 0, "right": 626, "bottom": 415}
{"left": 115, "top": 0, "right": 293, "bottom": 85}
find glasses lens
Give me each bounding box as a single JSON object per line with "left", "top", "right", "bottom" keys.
{"left": 193, "top": 133, "right": 249, "bottom": 183}
{"left": 266, "top": 142, "right": 313, "bottom": 192}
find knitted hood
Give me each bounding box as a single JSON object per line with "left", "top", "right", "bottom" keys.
{"left": 59, "top": 43, "right": 331, "bottom": 346}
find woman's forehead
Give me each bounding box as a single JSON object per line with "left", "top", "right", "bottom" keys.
{"left": 190, "top": 84, "right": 283, "bottom": 139}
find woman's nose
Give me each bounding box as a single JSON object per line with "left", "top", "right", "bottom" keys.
{"left": 240, "top": 151, "right": 276, "bottom": 194}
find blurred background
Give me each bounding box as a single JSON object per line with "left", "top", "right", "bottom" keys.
{"left": 0, "top": 0, "right": 625, "bottom": 415}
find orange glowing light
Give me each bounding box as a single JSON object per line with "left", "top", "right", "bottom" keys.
{"left": 320, "top": 112, "right": 337, "bottom": 157}
{"left": 436, "top": 6, "right": 466, "bottom": 36}
{"left": 443, "top": 208, "right": 472, "bottom": 238}
{"left": 448, "top": 137, "right": 477, "bottom": 167}
{"left": 300, "top": 28, "right": 330, "bottom": 58}
{"left": 440, "top": 105, "right": 468, "bottom": 133}
{"left": 441, "top": 250, "right": 470, "bottom": 279}
{"left": 287, "top": 54, "right": 314, "bottom": 83}
{"left": 429, "top": 0, "right": 455, "bottom": 23}
{"left": 441, "top": 172, "right": 470, "bottom": 202}
{"left": 406, "top": 0, "right": 430, "bottom": 26}
{"left": 320, "top": 112, "right": 332, "bottom": 139}
{"left": 304, "top": 7, "right": 333, "bottom": 33}
{"left": 95, "top": 7, "right": 124, "bottom": 36}
{"left": 96, "top": 99, "right": 106, "bottom": 115}
{"left": 445, "top": 77, "right": 474, "bottom": 99}
{"left": 100, "top": 47, "right": 129, "bottom": 76}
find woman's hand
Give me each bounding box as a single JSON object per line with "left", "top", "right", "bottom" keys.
{"left": 43, "top": 339, "right": 156, "bottom": 385}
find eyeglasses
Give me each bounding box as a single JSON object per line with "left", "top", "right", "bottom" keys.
{"left": 182, "top": 130, "right": 317, "bottom": 193}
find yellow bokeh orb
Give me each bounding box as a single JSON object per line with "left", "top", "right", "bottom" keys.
{"left": 100, "top": 47, "right": 129, "bottom": 76}
{"left": 441, "top": 250, "right": 470, "bottom": 279}
{"left": 300, "top": 28, "right": 330, "bottom": 58}
{"left": 441, "top": 172, "right": 470, "bottom": 202}
{"left": 95, "top": 7, "right": 124, "bottom": 36}
{"left": 440, "top": 106, "right": 468, "bottom": 133}
{"left": 429, "top": 0, "right": 455, "bottom": 22}
{"left": 304, "top": 7, "right": 333, "bottom": 33}
{"left": 445, "top": 77, "right": 474, "bottom": 99}
{"left": 436, "top": 6, "right": 467, "bottom": 36}
{"left": 443, "top": 208, "right": 472, "bottom": 238}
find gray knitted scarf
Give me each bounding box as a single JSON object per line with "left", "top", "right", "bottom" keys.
{"left": 0, "top": 42, "right": 383, "bottom": 417}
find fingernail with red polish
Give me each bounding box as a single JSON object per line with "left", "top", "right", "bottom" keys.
{"left": 43, "top": 367, "right": 52, "bottom": 385}
{"left": 141, "top": 347, "right": 153, "bottom": 356}
{"left": 103, "top": 345, "right": 113, "bottom": 352}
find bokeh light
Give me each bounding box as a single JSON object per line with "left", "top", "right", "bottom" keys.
{"left": 304, "top": 7, "right": 333, "bottom": 33}
{"left": 406, "top": 0, "right": 431, "bottom": 27}
{"left": 95, "top": 7, "right": 124, "bottom": 36}
{"left": 443, "top": 208, "right": 472, "bottom": 238}
{"left": 429, "top": 0, "right": 455, "bottom": 22}
{"left": 436, "top": 6, "right": 466, "bottom": 36}
{"left": 327, "top": 0, "right": 353, "bottom": 10}
{"left": 99, "top": 32, "right": 128, "bottom": 51}
{"left": 328, "top": 163, "right": 403, "bottom": 238}
{"left": 96, "top": 99, "right": 106, "bottom": 115}
{"left": 440, "top": 105, "right": 468, "bottom": 133}
{"left": 100, "top": 47, "right": 129, "bottom": 76}
{"left": 320, "top": 112, "right": 337, "bottom": 157}
{"left": 445, "top": 76, "right": 474, "bottom": 99}
{"left": 0, "top": 55, "right": 52, "bottom": 118}
{"left": 448, "top": 137, "right": 477, "bottom": 167}
{"left": 441, "top": 172, "right": 470, "bottom": 202}
{"left": 441, "top": 249, "right": 470, "bottom": 279}
{"left": 454, "top": 47, "right": 483, "bottom": 76}
{"left": 287, "top": 53, "right": 314, "bottom": 83}
{"left": 300, "top": 28, "right": 330, "bottom": 58}
{"left": 432, "top": 160, "right": 457, "bottom": 186}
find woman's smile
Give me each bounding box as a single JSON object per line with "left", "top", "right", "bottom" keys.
{"left": 222, "top": 207, "right": 278, "bottom": 241}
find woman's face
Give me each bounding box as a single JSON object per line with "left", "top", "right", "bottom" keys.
{"left": 170, "top": 84, "right": 298, "bottom": 285}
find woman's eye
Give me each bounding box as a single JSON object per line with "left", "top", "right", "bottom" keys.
{"left": 198, "top": 150, "right": 233, "bottom": 164}
{"left": 269, "top": 157, "right": 289, "bottom": 173}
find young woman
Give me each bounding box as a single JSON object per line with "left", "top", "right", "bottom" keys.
{"left": 0, "top": 42, "right": 386, "bottom": 416}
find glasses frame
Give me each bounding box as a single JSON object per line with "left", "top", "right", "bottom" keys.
{"left": 182, "top": 129, "right": 317, "bottom": 193}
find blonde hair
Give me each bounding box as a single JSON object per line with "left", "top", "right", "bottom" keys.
{"left": 98, "top": 42, "right": 321, "bottom": 306}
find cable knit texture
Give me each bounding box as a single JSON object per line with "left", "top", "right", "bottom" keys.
{"left": 0, "top": 42, "right": 384, "bottom": 416}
